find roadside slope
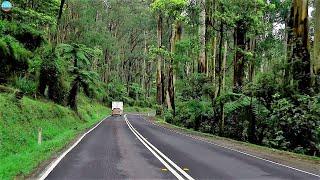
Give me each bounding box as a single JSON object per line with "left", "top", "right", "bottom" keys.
{"left": 0, "top": 93, "right": 109, "bottom": 180}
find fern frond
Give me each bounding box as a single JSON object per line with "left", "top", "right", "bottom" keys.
{"left": 0, "top": 38, "right": 9, "bottom": 56}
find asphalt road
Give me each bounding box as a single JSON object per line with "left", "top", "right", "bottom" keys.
{"left": 46, "top": 114, "right": 319, "bottom": 180}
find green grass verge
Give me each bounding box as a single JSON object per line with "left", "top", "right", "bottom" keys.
{"left": 0, "top": 93, "right": 110, "bottom": 180}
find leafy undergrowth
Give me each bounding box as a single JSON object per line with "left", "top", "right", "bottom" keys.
{"left": 0, "top": 93, "right": 110, "bottom": 180}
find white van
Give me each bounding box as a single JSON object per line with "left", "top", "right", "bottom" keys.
{"left": 112, "top": 101, "right": 123, "bottom": 116}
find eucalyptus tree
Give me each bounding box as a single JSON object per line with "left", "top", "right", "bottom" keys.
{"left": 151, "top": 0, "right": 187, "bottom": 115}
{"left": 151, "top": 1, "right": 165, "bottom": 113}
{"left": 226, "top": 0, "right": 268, "bottom": 93}
{"left": 314, "top": 0, "right": 320, "bottom": 91}
{"left": 198, "top": 0, "right": 206, "bottom": 73}
{"left": 287, "top": 0, "right": 311, "bottom": 93}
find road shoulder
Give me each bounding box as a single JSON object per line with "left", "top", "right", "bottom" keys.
{"left": 28, "top": 116, "right": 109, "bottom": 180}
{"left": 144, "top": 115, "right": 320, "bottom": 176}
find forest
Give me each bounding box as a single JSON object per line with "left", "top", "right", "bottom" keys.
{"left": 0, "top": 0, "right": 319, "bottom": 166}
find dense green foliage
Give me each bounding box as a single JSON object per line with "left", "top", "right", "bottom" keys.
{"left": 151, "top": 0, "right": 320, "bottom": 157}
{"left": 0, "top": 2, "right": 320, "bottom": 179}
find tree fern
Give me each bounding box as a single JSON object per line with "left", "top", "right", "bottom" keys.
{"left": 56, "top": 43, "right": 102, "bottom": 111}
{"left": 0, "top": 38, "right": 9, "bottom": 56}
{"left": 220, "top": 92, "right": 270, "bottom": 120}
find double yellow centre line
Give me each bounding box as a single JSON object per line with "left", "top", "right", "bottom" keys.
{"left": 124, "top": 114, "right": 194, "bottom": 180}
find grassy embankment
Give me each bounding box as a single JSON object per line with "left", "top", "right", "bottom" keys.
{"left": 0, "top": 93, "right": 110, "bottom": 180}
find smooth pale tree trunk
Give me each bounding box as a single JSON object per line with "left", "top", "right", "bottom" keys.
{"left": 156, "top": 14, "right": 163, "bottom": 114}
{"left": 206, "top": 0, "right": 216, "bottom": 78}
{"left": 142, "top": 30, "right": 147, "bottom": 95}
{"left": 219, "top": 40, "right": 227, "bottom": 136}
{"left": 215, "top": 21, "right": 224, "bottom": 135}
{"left": 215, "top": 22, "right": 224, "bottom": 98}
{"left": 222, "top": 41, "right": 227, "bottom": 92}
{"left": 314, "top": 0, "right": 320, "bottom": 91}
{"left": 143, "top": 31, "right": 150, "bottom": 99}
{"left": 212, "top": 37, "right": 217, "bottom": 82}
{"left": 287, "top": 0, "right": 311, "bottom": 93}
{"left": 198, "top": 0, "right": 206, "bottom": 73}
{"left": 248, "top": 38, "right": 256, "bottom": 82}
{"left": 205, "top": 0, "right": 210, "bottom": 77}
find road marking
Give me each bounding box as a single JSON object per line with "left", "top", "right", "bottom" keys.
{"left": 183, "top": 168, "right": 189, "bottom": 171}
{"left": 138, "top": 115, "right": 320, "bottom": 178}
{"left": 126, "top": 115, "right": 195, "bottom": 180}
{"left": 38, "top": 116, "right": 110, "bottom": 180}
{"left": 161, "top": 168, "right": 168, "bottom": 171}
{"left": 124, "top": 115, "right": 185, "bottom": 180}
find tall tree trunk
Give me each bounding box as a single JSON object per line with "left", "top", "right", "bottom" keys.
{"left": 233, "top": 20, "right": 246, "bottom": 93}
{"left": 142, "top": 30, "right": 147, "bottom": 97}
{"left": 68, "top": 77, "right": 79, "bottom": 112}
{"left": 143, "top": 30, "right": 149, "bottom": 99}
{"left": 212, "top": 37, "right": 217, "bottom": 82}
{"left": 198, "top": 0, "right": 206, "bottom": 73}
{"left": 167, "top": 22, "right": 182, "bottom": 115}
{"left": 216, "top": 22, "right": 224, "bottom": 98}
{"left": 222, "top": 41, "right": 227, "bottom": 92}
{"left": 156, "top": 14, "right": 163, "bottom": 115}
{"left": 209, "top": 0, "right": 217, "bottom": 81}
{"left": 216, "top": 21, "right": 224, "bottom": 135}
{"left": 288, "top": 0, "right": 311, "bottom": 93}
{"left": 205, "top": 0, "right": 214, "bottom": 77}
{"left": 58, "top": 0, "right": 66, "bottom": 23}
{"left": 314, "top": 0, "right": 320, "bottom": 92}
{"left": 219, "top": 40, "right": 228, "bottom": 136}
{"left": 248, "top": 38, "right": 256, "bottom": 82}
{"left": 248, "top": 38, "right": 257, "bottom": 144}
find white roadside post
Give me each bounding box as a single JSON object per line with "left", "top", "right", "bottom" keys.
{"left": 38, "top": 128, "right": 42, "bottom": 145}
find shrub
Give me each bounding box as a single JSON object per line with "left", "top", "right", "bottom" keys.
{"left": 175, "top": 100, "right": 213, "bottom": 131}
{"left": 11, "top": 76, "right": 37, "bottom": 95}
{"left": 265, "top": 94, "right": 320, "bottom": 156}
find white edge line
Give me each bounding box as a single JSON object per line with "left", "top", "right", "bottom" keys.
{"left": 124, "top": 115, "right": 185, "bottom": 180}
{"left": 138, "top": 115, "right": 320, "bottom": 178}
{"left": 125, "top": 115, "right": 194, "bottom": 180}
{"left": 38, "top": 115, "right": 110, "bottom": 180}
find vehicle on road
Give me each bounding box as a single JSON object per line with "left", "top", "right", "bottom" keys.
{"left": 112, "top": 101, "right": 123, "bottom": 116}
